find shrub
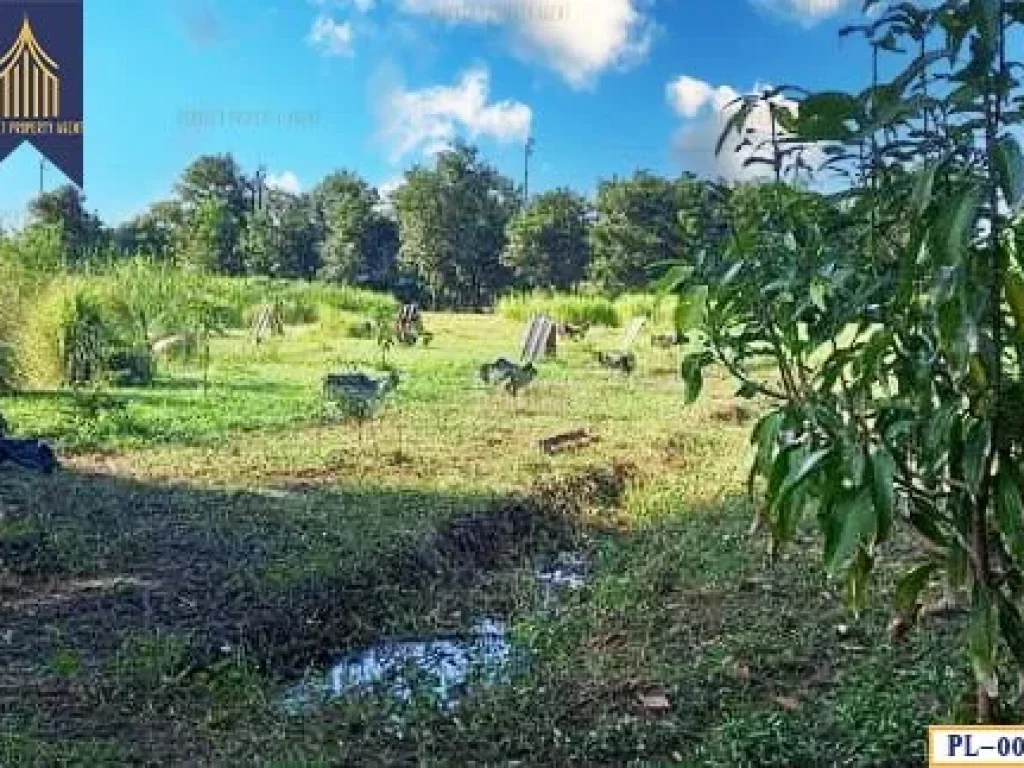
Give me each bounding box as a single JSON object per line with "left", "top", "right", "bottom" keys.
{"left": 103, "top": 344, "right": 156, "bottom": 387}
{"left": 16, "top": 280, "right": 144, "bottom": 387}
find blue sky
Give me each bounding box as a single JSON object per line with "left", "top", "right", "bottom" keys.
{"left": 0, "top": 0, "right": 880, "bottom": 226}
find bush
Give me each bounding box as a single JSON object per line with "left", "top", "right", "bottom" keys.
{"left": 16, "top": 280, "right": 145, "bottom": 387}
{"left": 103, "top": 344, "right": 156, "bottom": 387}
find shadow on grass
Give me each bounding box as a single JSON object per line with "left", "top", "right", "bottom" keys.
{"left": 3, "top": 375, "right": 312, "bottom": 401}
{"left": 0, "top": 460, "right": 630, "bottom": 759}
{"left": 0, "top": 462, "right": 969, "bottom": 765}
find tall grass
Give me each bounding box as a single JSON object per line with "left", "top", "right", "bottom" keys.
{"left": 613, "top": 293, "right": 678, "bottom": 325}
{"left": 4, "top": 257, "right": 398, "bottom": 389}
{"left": 99, "top": 266, "right": 397, "bottom": 332}
{"left": 16, "top": 277, "right": 151, "bottom": 387}
{"left": 0, "top": 253, "right": 50, "bottom": 389}
{"left": 495, "top": 290, "right": 678, "bottom": 328}
{"left": 495, "top": 291, "right": 620, "bottom": 327}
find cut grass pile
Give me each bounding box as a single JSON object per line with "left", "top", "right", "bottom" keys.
{"left": 0, "top": 311, "right": 967, "bottom": 765}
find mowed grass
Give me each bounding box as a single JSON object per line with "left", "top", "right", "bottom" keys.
{"left": 0, "top": 313, "right": 967, "bottom": 765}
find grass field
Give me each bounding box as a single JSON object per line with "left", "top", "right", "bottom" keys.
{"left": 0, "top": 313, "right": 968, "bottom": 765}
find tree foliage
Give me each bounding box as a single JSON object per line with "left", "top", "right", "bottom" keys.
{"left": 27, "top": 185, "right": 105, "bottom": 267}
{"left": 590, "top": 172, "right": 725, "bottom": 292}
{"left": 502, "top": 188, "right": 591, "bottom": 291}
{"left": 392, "top": 142, "right": 520, "bottom": 308}
{"left": 672, "top": 0, "right": 1024, "bottom": 723}
{"left": 243, "top": 190, "right": 320, "bottom": 278}
{"left": 313, "top": 171, "right": 397, "bottom": 287}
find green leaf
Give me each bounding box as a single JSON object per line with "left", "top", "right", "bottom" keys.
{"left": 910, "top": 163, "right": 938, "bottom": 214}
{"left": 716, "top": 99, "right": 754, "bottom": 156}
{"left": 796, "top": 92, "right": 860, "bottom": 141}
{"left": 869, "top": 447, "right": 896, "bottom": 543}
{"left": 996, "top": 464, "right": 1024, "bottom": 562}
{"left": 894, "top": 562, "right": 937, "bottom": 616}
{"left": 846, "top": 547, "right": 872, "bottom": 614}
{"left": 997, "top": 592, "right": 1024, "bottom": 670}
{"left": 934, "top": 185, "right": 981, "bottom": 264}
{"left": 968, "top": 585, "right": 999, "bottom": 698}
{"left": 654, "top": 264, "right": 694, "bottom": 297}
{"left": 970, "top": 0, "right": 1000, "bottom": 50}
{"left": 963, "top": 419, "right": 991, "bottom": 493}
{"left": 776, "top": 448, "right": 832, "bottom": 507}
{"left": 736, "top": 381, "right": 759, "bottom": 399}
{"left": 749, "top": 410, "right": 785, "bottom": 494}
{"left": 680, "top": 354, "right": 704, "bottom": 404}
{"left": 1006, "top": 273, "right": 1024, "bottom": 338}
{"left": 995, "top": 135, "right": 1024, "bottom": 210}
{"left": 809, "top": 278, "right": 827, "bottom": 313}
{"left": 674, "top": 286, "right": 708, "bottom": 334}
{"left": 824, "top": 487, "right": 876, "bottom": 570}
{"left": 768, "top": 444, "right": 801, "bottom": 502}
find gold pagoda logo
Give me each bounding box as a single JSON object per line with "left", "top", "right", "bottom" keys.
{"left": 0, "top": 16, "right": 59, "bottom": 120}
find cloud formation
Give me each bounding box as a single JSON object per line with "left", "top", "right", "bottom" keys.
{"left": 666, "top": 75, "right": 817, "bottom": 182}
{"left": 749, "top": 0, "right": 855, "bottom": 26}
{"left": 307, "top": 14, "right": 356, "bottom": 56}
{"left": 396, "top": 0, "right": 656, "bottom": 88}
{"left": 266, "top": 171, "right": 302, "bottom": 195}
{"left": 379, "top": 67, "right": 533, "bottom": 161}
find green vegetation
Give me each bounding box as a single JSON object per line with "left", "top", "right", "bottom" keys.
{"left": 4, "top": 3, "right": 1020, "bottom": 759}
{"left": 496, "top": 290, "right": 678, "bottom": 328}
{"left": 0, "top": 306, "right": 968, "bottom": 763}
{"left": 675, "top": 0, "right": 1024, "bottom": 724}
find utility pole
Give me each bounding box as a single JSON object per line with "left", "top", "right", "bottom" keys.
{"left": 251, "top": 165, "right": 267, "bottom": 212}
{"left": 523, "top": 136, "right": 535, "bottom": 204}
{"left": 39, "top": 159, "right": 45, "bottom": 194}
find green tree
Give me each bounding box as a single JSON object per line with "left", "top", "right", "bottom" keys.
{"left": 312, "top": 171, "right": 395, "bottom": 285}
{"left": 27, "top": 185, "right": 105, "bottom": 267}
{"left": 180, "top": 197, "right": 242, "bottom": 274}
{"left": 175, "top": 154, "right": 249, "bottom": 216}
{"left": 502, "top": 189, "right": 591, "bottom": 290}
{"left": 392, "top": 142, "right": 519, "bottom": 308}
{"left": 111, "top": 201, "right": 184, "bottom": 260}
{"left": 588, "top": 172, "right": 689, "bottom": 292}
{"left": 175, "top": 154, "right": 248, "bottom": 274}
{"left": 242, "top": 190, "right": 320, "bottom": 278}
{"left": 673, "top": 0, "right": 1024, "bottom": 723}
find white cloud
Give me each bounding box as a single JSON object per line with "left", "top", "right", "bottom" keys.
{"left": 667, "top": 76, "right": 720, "bottom": 119}
{"left": 379, "top": 67, "right": 533, "bottom": 161}
{"left": 307, "top": 13, "right": 356, "bottom": 56}
{"left": 397, "top": 0, "right": 655, "bottom": 88}
{"left": 310, "top": 0, "right": 377, "bottom": 10}
{"left": 666, "top": 75, "right": 821, "bottom": 183}
{"left": 266, "top": 171, "right": 302, "bottom": 195}
{"left": 750, "top": 0, "right": 855, "bottom": 26}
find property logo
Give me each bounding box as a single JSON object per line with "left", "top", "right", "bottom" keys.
{"left": 0, "top": 0, "right": 82, "bottom": 186}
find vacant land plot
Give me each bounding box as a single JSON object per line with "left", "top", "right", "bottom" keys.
{"left": 0, "top": 314, "right": 966, "bottom": 765}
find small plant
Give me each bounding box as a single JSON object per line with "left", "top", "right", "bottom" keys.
{"left": 371, "top": 306, "right": 397, "bottom": 367}
{"left": 103, "top": 344, "right": 157, "bottom": 387}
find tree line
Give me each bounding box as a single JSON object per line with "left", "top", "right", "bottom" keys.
{"left": 11, "top": 140, "right": 763, "bottom": 309}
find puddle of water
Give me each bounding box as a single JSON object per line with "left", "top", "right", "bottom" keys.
{"left": 283, "top": 619, "right": 516, "bottom": 715}
{"left": 537, "top": 552, "right": 587, "bottom": 591}
{"left": 281, "top": 552, "right": 590, "bottom": 714}
{"left": 536, "top": 552, "right": 588, "bottom": 608}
